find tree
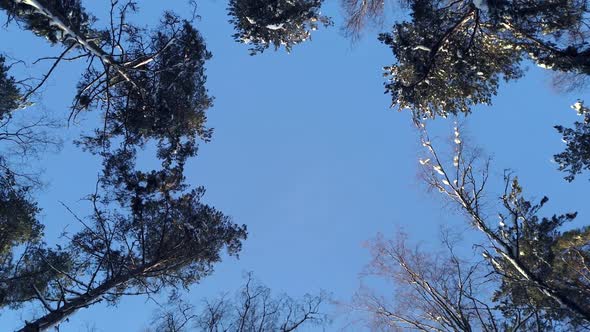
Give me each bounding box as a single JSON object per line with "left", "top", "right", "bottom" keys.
{"left": 0, "top": 0, "right": 337, "bottom": 329}
{"left": 379, "top": 0, "right": 525, "bottom": 119}
{"left": 554, "top": 100, "right": 590, "bottom": 181}
{"left": 16, "top": 162, "right": 246, "bottom": 331}
{"left": 1, "top": 0, "right": 330, "bottom": 112}
{"left": 341, "top": 0, "right": 590, "bottom": 182}
{"left": 0, "top": 2, "right": 250, "bottom": 330}
{"left": 74, "top": 11, "right": 216, "bottom": 166}
{"left": 228, "top": 0, "right": 332, "bottom": 55}
{"left": 0, "top": 169, "right": 43, "bottom": 308}
{"left": 351, "top": 125, "right": 590, "bottom": 331}
{"left": 341, "top": 0, "right": 387, "bottom": 40}
{"left": 0, "top": 0, "right": 94, "bottom": 47}
{"left": 341, "top": 0, "right": 590, "bottom": 185}
{"left": 11, "top": 72, "right": 248, "bottom": 331}
{"left": 11, "top": 82, "right": 248, "bottom": 331}
{"left": 341, "top": 0, "right": 590, "bottom": 119}
{"left": 147, "top": 273, "right": 328, "bottom": 332}
{"left": 0, "top": 55, "right": 22, "bottom": 117}
{"left": 417, "top": 124, "right": 590, "bottom": 326}
{"left": 0, "top": 54, "right": 55, "bottom": 182}
{"left": 352, "top": 231, "right": 558, "bottom": 331}
{"left": 0, "top": 52, "right": 63, "bottom": 318}
{"left": 1, "top": 0, "right": 331, "bottom": 173}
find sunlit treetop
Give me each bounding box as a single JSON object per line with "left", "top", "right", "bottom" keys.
{"left": 374, "top": 0, "right": 590, "bottom": 119}
{"left": 228, "top": 0, "right": 332, "bottom": 55}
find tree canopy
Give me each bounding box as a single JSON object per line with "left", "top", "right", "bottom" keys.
{"left": 352, "top": 128, "right": 590, "bottom": 331}
{"left": 340, "top": 0, "right": 590, "bottom": 117}
{"left": 344, "top": 0, "right": 590, "bottom": 178}
{"left": 554, "top": 101, "right": 590, "bottom": 181}
{"left": 1, "top": 0, "right": 589, "bottom": 331}
{"left": 0, "top": 0, "right": 267, "bottom": 329}
{"left": 228, "top": 0, "right": 332, "bottom": 55}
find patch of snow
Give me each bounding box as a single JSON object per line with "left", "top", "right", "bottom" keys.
{"left": 266, "top": 23, "right": 284, "bottom": 30}
{"left": 537, "top": 62, "right": 554, "bottom": 70}
{"left": 413, "top": 45, "right": 431, "bottom": 52}
{"left": 433, "top": 165, "right": 445, "bottom": 175}
{"left": 571, "top": 100, "right": 583, "bottom": 112}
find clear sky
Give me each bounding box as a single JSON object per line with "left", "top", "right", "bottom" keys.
{"left": 1, "top": 1, "right": 589, "bottom": 331}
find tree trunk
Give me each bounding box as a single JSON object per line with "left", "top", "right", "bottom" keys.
{"left": 17, "top": 262, "right": 157, "bottom": 332}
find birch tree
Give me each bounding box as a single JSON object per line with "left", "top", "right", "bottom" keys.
{"left": 351, "top": 124, "right": 590, "bottom": 331}
{"left": 352, "top": 231, "right": 557, "bottom": 331}
{"left": 417, "top": 124, "right": 590, "bottom": 327}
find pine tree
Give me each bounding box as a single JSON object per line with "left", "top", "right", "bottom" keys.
{"left": 554, "top": 101, "right": 590, "bottom": 181}
{"left": 228, "top": 0, "right": 332, "bottom": 54}
{"left": 0, "top": 55, "right": 22, "bottom": 118}
{"left": 361, "top": 0, "right": 590, "bottom": 118}
{"left": 0, "top": 2, "right": 252, "bottom": 330}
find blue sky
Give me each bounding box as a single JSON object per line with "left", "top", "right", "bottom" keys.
{"left": 1, "top": 1, "right": 590, "bottom": 331}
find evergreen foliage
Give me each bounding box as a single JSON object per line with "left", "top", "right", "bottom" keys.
{"left": 555, "top": 101, "right": 590, "bottom": 181}
{"left": 0, "top": 55, "right": 21, "bottom": 119}
{"left": 228, "top": 0, "right": 332, "bottom": 54}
